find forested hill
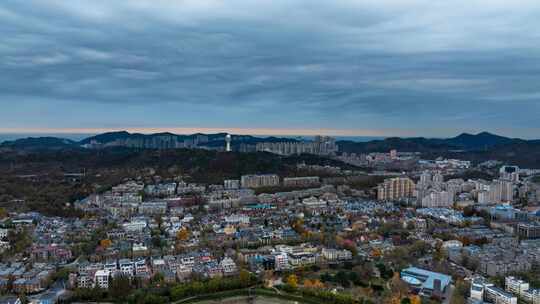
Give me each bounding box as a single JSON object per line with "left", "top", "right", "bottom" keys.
{"left": 0, "top": 148, "right": 358, "bottom": 217}
{"left": 0, "top": 131, "right": 296, "bottom": 150}
{"left": 337, "top": 131, "right": 531, "bottom": 153}
{"left": 337, "top": 132, "right": 540, "bottom": 168}
{"left": 2, "top": 131, "right": 540, "bottom": 167}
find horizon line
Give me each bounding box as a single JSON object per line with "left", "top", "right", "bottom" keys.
{"left": 0, "top": 127, "right": 411, "bottom": 137}
{"left": 0, "top": 127, "right": 537, "bottom": 139}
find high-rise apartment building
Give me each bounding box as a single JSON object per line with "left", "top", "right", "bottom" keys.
{"left": 421, "top": 190, "right": 453, "bottom": 208}
{"left": 255, "top": 136, "right": 338, "bottom": 156}
{"left": 420, "top": 171, "right": 432, "bottom": 185}
{"left": 433, "top": 171, "right": 444, "bottom": 184}
{"left": 377, "top": 177, "right": 415, "bottom": 201}
{"left": 489, "top": 180, "right": 514, "bottom": 203}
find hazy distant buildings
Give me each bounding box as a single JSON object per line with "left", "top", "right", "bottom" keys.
{"left": 240, "top": 174, "right": 280, "bottom": 188}
{"left": 283, "top": 176, "right": 320, "bottom": 187}
{"left": 420, "top": 171, "right": 432, "bottom": 185}
{"left": 224, "top": 179, "right": 240, "bottom": 190}
{"left": 493, "top": 180, "right": 513, "bottom": 203}
{"left": 418, "top": 170, "right": 444, "bottom": 187}
{"left": 255, "top": 136, "right": 338, "bottom": 156}
{"left": 390, "top": 149, "right": 397, "bottom": 159}
{"left": 433, "top": 171, "right": 444, "bottom": 184}
{"left": 83, "top": 134, "right": 210, "bottom": 149}
{"left": 500, "top": 165, "right": 520, "bottom": 182}
{"left": 475, "top": 179, "right": 514, "bottom": 204}
{"left": 377, "top": 177, "right": 415, "bottom": 201}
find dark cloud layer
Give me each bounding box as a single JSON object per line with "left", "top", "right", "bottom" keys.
{"left": 1, "top": 0, "right": 540, "bottom": 137}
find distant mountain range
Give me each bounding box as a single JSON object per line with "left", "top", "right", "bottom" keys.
{"left": 1, "top": 130, "right": 539, "bottom": 153}
{"left": 338, "top": 131, "right": 540, "bottom": 153}
{"left": 0, "top": 131, "right": 296, "bottom": 151}
{"left": 0, "top": 136, "right": 77, "bottom": 150}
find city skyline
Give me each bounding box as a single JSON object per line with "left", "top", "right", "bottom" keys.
{"left": 2, "top": 1, "right": 540, "bottom": 138}
{"left": 2, "top": 2, "right": 540, "bottom": 303}
{"left": 0, "top": 127, "right": 539, "bottom": 141}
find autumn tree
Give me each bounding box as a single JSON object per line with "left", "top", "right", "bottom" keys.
{"left": 388, "top": 272, "right": 409, "bottom": 304}
{"left": 286, "top": 274, "right": 298, "bottom": 289}
{"left": 99, "top": 239, "right": 112, "bottom": 248}
{"left": 291, "top": 218, "right": 306, "bottom": 235}
{"left": 410, "top": 295, "right": 421, "bottom": 304}
{"left": 304, "top": 279, "right": 324, "bottom": 289}
{"left": 176, "top": 228, "right": 190, "bottom": 241}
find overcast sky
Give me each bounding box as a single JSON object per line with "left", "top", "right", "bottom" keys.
{"left": 1, "top": 0, "right": 540, "bottom": 138}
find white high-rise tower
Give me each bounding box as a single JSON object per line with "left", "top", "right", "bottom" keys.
{"left": 225, "top": 134, "right": 232, "bottom": 152}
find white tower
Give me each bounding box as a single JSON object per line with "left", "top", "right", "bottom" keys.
{"left": 225, "top": 134, "right": 232, "bottom": 152}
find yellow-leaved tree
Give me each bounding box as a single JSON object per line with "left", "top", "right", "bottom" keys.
{"left": 176, "top": 228, "right": 190, "bottom": 241}
{"left": 286, "top": 274, "right": 298, "bottom": 289}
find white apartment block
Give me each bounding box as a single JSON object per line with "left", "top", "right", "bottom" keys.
{"left": 485, "top": 285, "right": 518, "bottom": 304}
{"left": 122, "top": 220, "right": 147, "bottom": 232}
{"left": 421, "top": 190, "right": 453, "bottom": 208}
{"left": 135, "top": 259, "right": 148, "bottom": 274}
{"left": 274, "top": 253, "right": 289, "bottom": 270}
{"left": 522, "top": 289, "right": 540, "bottom": 304}
{"left": 471, "top": 277, "right": 517, "bottom": 304}
{"left": 506, "top": 276, "right": 530, "bottom": 297}
{"left": 240, "top": 174, "right": 280, "bottom": 188}
{"left": 0, "top": 229, "right": 8, "bottom": 239}
{"left": 119, "top": 259, "right": 134, "bottom": 276}
{"left": 94, "top": 270, "right": 110, "bottom": 289}
{"left": 283, "top": 176, "right": 320, "bottom": 187}
{"left": 505, "top": 276, "right": 540, "bottom": 304}
{"left": 321, "top": 248, "right": 352, "bottom": 261}
{"left": 224, "top": 179, "right": 240, "bottom": 190}
{"left": 220, "top": 257, "right": 238, "bottom": 276}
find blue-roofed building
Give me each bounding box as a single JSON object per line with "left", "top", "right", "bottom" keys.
{"left": 400, "top": 267, "right": 452, "bottom": 298}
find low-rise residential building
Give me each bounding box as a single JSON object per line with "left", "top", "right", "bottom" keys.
{"left": 283, "top": 177, "right": 320, "bottom": 187}
{"left": 485, "top": 285, "right": 518, "bottom": 304}
{"left": 506, "top": 276, "right": 530, "bottom": 297}
{"left": 220, "top": 257, "right": 238, "bottom": 276}
{"left": 241, "top": 174, "right": 280, "bottom": 188}
{"left": 517, "top": 222, "right": 540, "bottom": 239}
{"left": 321, "top": 248, "right": 352, "bottom": 261}
{"left": 119, "top": 259, "right": 134, "bottom": 277}
{"left": 470, "top": 276, "right": 517, "bottom": 304}
{"left": 94, "top": 270, "right": 110, "bottom": 289}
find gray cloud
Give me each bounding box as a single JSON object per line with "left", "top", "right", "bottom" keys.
{"left": 1, "top": 0, "right": 540, "bottom": 137}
